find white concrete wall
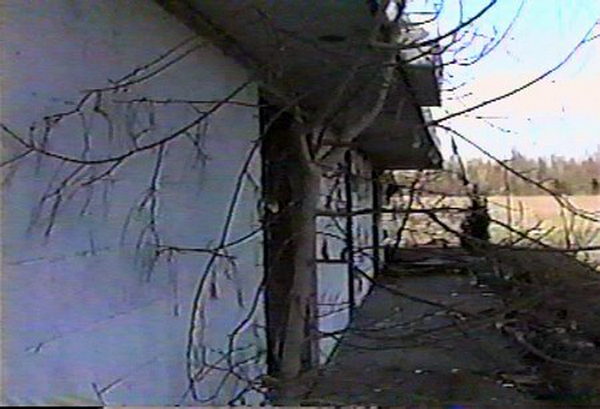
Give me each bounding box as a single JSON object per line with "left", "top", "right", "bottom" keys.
{"left": 316, "top": 152, "right": 375, "bottom": 362}
{"left": 1, "top": 1, "right": 262, "bottom": 405}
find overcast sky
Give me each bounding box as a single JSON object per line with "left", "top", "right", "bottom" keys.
{"left": 426, "top": 0, "right": 600, "bottom": 160}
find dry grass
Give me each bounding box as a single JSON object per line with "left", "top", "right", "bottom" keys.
{"left": 487, "top": 195, "right": 599, "bottom": 238}
{"left": 489, "top": 195, "right": 600, "bottom": 265}
{"left": 384, "top": 194, "right": 600, "bottom": 265}
{"left": 489, "top": 195, "right": 600, "bottom": 221}
{"left": 488, "top": 247, "right": 600, "bottom": 403}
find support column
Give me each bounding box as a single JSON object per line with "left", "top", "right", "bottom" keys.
{"left": 371, "top": 169, "right": 382, "bottom": 278}
{"left": 344, "top": 150, "right": 355, "bottom": 321}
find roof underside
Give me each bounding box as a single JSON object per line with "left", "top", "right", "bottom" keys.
{"left": 156, "top": 0, "right": 443, "bottom": 170}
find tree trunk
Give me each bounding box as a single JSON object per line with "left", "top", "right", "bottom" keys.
{"left": 262, "top": 107, "right": 318, "bottom": 402}
{"left": 278, "top": 161, "right": 318, "bottom": 380}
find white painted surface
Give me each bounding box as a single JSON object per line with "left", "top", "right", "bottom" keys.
{"left": 316, "top": 153, "right": 375, "bottom": 362}
{"left": 1, "top": 1, "right": 262, "bottom": 405}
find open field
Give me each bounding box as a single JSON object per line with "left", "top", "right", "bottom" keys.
{"left": 487, "top": 195, "right": 600, "bottom": 228}
{"left": 487, "top": 195, "right": 599, "bottom": 247}
{"left": 383, "top": 195, "right": 600, "bottom": 265}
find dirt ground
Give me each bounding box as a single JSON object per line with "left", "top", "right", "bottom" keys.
{"left": 297, "top": 247, "right": 600, "bottom": 408}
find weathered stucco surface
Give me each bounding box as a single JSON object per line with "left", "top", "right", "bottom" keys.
{"left": 1, "top": 0, "right": 262, "bottom": 405}
{"left": 1, "top": 1, "right": 384, "bottom": 405}
{"left": 316, "top": 152, "right": 377, "bottom": 361}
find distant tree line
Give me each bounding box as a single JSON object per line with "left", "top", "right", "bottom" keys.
{"left": 428, "top": 148, "right": 600, "bottom": 196}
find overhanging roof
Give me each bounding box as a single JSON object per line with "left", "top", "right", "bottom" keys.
{"left": 156, "top": 0, "right": 443, "bottom": 170}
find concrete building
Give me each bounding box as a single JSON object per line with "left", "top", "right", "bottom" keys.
{"left": 1, "top": 0, "right": 441, "bottom": 405}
